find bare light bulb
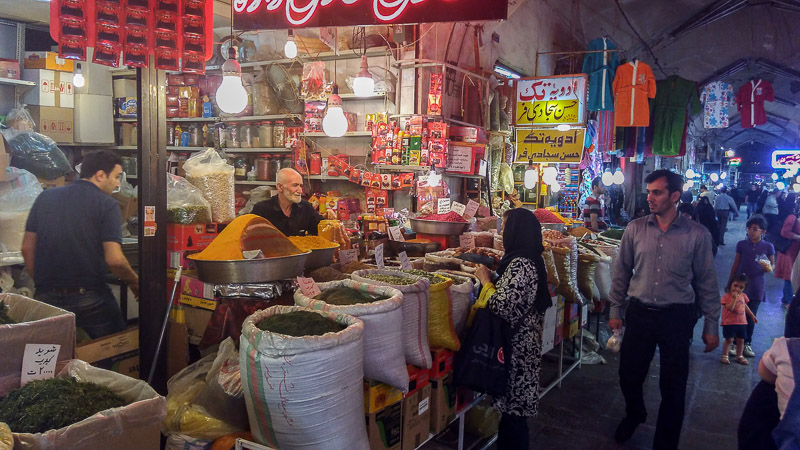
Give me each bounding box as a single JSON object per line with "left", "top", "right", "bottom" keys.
{"left": 710, "top": 173, "right": 719, "bottom": 182}
{"left": 685, "top": 168, "right": 696, "bottom": 178}
{"left": 556, "top": 124, "right": 571, "bottom": 132}
{"left": 284, "top": 30, "right": 298, "bottom": 58}
{"left": 772, "top": 173, "right": 779, "bottom": 181}
{"left": 216, "top": 47, "right": 248, "bottom": 114}
{"left": 777, "top": 181, "right": 786, "bottom": 190}
{"left": 523, "top": 167, "right": 538, "bottom": 189}
{"left": 73, "top": 63, "right": 84, "bottom": 88}
{"left": 353, "top": 55, "right": 375, "bottom": 97}
{"left": 602, "top": 171, "right": 614, "bottom": 186}
{"left": 720, "top": 172, "right": 727, "bottom": 180}
{"left": 551, "top": 183, "right": 561, "bottom": 193}
{"left": 613, "top": 168, "right": 625, "bottom": 185}
{"left": 322, "top": 87, "right": 348, "bottom": 137}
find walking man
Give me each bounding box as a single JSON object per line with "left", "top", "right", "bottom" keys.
{"left": 609, "top": 169, "right": 721, "bottom": 450}
{"left": 745, "top": 184, "right": 760, "bottom": 219}
{"left": 714, "top": 186, "right": 739, "bottom": 245}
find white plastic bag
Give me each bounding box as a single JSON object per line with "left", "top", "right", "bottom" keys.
{"left": 240, "top": 306, "right": 369, "bottom": 450}
{"left": 183, "top": 149, "right": 235, "bottom": 223}
{"left": 0, "top": 168, "right": 42, "bottom": 253}
{"left": 351, "top": 269, "right": 433, "bottom": 368}
{"left": 294, "top": 279, "right": 408, "bottom": 391}
{"left": 167, "top": 174, "right": 212, "bottom": 224}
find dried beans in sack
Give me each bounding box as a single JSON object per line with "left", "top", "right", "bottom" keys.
{"left": 239, "top": 306, "right": 368, "bottom": 450}
{"left": 541, "top": 242, "right": 560, "bottom": 287}
{"left": 294, "top": 280, "right": 408, "bottom": 391}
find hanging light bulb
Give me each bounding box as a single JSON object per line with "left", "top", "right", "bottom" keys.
{"left": 542, "top": 166, "right": 558, "bottom": 185}
{"left": 793, "top": 183, "right": 800, "bottom": 192}
{"left": 601, "top": 170, "right": 614, "bottom": 186}
{"left": 215, "top": 47, "right": 248, "bottom": 114}
{"left": 613, "top": 168, "right": 625, "bottom": 185}
{"left": 524, "top": 162, "right": 538, "bottom": 189}
{"left": 556, "top": 124, "right": 571, "bottom": 132}
{"left": 710, "top": 173, "right": 719, "bottom": 182}
{"left": 772, "top": 173, "right": 779, "bottom": 181}
{"left": 685, "top": 168, "right": 696, "bottom": 178}
{"left": 720, "top": 172, "right": 727, "bottom": 180}
{"left": 795, "top": 175, "right": 800, "bottom": 183}
{"left": 353, "top": 55, "right": 375, "bottom": 97}
{"left": 683, "top": 182, "right": 692, "bottom": 191}
{"left": 551, "top": 183, "right": 561, "bottom": 193}
{"left": 284, "top": 29, "right": 298, "bottom": 58}
{"left": 322, "top": 85, "right": 348, "bottom": 137}
{"left": 73, "top": 63, "right": 85, "bottom": 88}
{"left": 777, "top": 181, "right": 786, "bottom": 190}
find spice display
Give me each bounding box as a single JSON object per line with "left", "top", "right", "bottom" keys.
{"left": 406, "top": 238, "right": 433, "bottom": 243}
{"left": 256, "top": 310, "right": 345, "bottom": 336}
{"left": 0, "top": 378, "right": 126, "bottom": 434}
{"left": 416, "top": 212, "right": 468, "bottom": 223}
{"left": 191, "top": 214, "right": 302, "bottom": 260}
{"left": 308, "top": 266, "right": 348, "bottom": 282}
{"left": 0, "top": 300, "right": 15, "bottom": 325}
{"left": 361, "top": 274, "right": 419, "bottom": 285}
{"left": 578, "top": 241, "right": 602, "bottom": 256}
{"left": 314, "top": 286, "right": 389, "bottom": 305}
{"left": 167, "top": 205, "right": 212, "bottom": 225}
{"left": 273, "top": 121, "right": 286, "bottom": 148}
{"left": 288, "top": 235, "right": 339, "bottom": 252}
{"left": 402, "top": 270, "right": 449, "bottom": 286}
{"left": 542, "top": 229, "right": 569, "bottom": 241}
{"left": 339, "top": 261, "right": 373, "bottom": 274}
{"left": 534, "top": 209, "right": 565, "bottom": 224}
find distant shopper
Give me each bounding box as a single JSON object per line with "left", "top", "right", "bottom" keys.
{"left": 583, "top": 176, "right": 608, "bottom": 232}
{"left": 714, "top": 186, "right": 739, "bottom": 245}
{"left": 700, "top": 184, "right": 716, "bottom": 204}
{"left": 680, "top": 189, "right": 693, "bottom": 204}
{"left": 764, "top": 189, "right": 781, "bottom": 231}
{"left": 609, "top": 169, "right": 720, "bottom": 449}
{"left": 21, "top": 150, "right": 139, "bottom": 339}
{"left": 719, "top": 274, "right": 756, "bottom": 365}
{"left": 695, "top": 196, "right": 720, "bottom": 256}
{"left": 728, "top": 216, "right": 774, "bottom": 358}
{"left": 746, "top": 185, "right": 761, "bottom": 219}
{"left": 678, "top": 203, "right": 694, "bottom": 219}
{"left": 774, "top": 201, "right": 800, "bottom": 308}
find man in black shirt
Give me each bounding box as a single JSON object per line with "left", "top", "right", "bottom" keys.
{"left": 22, "top": 150, "right": 139, "bottom": 339}
{"left": 252, "top": 168, "right": 322, "bottom": 236}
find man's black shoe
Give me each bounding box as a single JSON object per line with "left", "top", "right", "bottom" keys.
{"left": 614, "top": 417, "right": 642, "bottom": 443}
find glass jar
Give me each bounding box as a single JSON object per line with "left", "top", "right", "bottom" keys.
{"left": 188, "top": 124, "right": 202, "bottom": 147}
{"left": 234, "top": 155, "right": 248, "bottom": 181}
{"left": 257, "top": 155, "right": 272, "bottom": 181}
{"left": 130, "top": 123, "right": 138, "bottom": 147}
{"left": 259, "top": 121, "right": 274, "bottom": 148}
{"left": 273, "top": 120, "right": 286, "bottom": 148}
{"left": 167, "top": 123, "right": 175, "bottom": 146}
{"left": 269, "top": 155, "right": 282, "bottom": 181}
{"left": 240, "top": 122, "right": 253, "bottom": 148}
{"left": 280, "top": 155, "right": 292, "bottom": 170}
{"left": 228, "top": 124, "right": 240, "bottom": 148}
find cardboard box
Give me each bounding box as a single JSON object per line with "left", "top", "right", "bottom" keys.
{"left": 76, "top": 327, "right": 139, "bottom": 379}
{"left": 74, "top": 94, "right": 114, "bottom": 143}
{"left": 180, "top": 274, "right": 216, "bottom": 300}
{"left": 24, "top": 51, "right": 74, "bottom": 72}
{"left": 167, "top": 223, "right": 220, "bottom": 251}
{"left": 113, "top": 192, "right": 138, "bottom": 221}
{"left": 429, "top": 374, "right": 456, "bottom": 434}
{"left": 113, "top": 78, "right": 138, "bottom": 97}
{"left": 429, "top": 347, "right": 454, "bottom": 380}
{"left": 0, "top": 58, "right": 20, "bottom": 79}
{"left": 22, "top": 69, "right": 74, "bottom": 108}
{"left": 366, "top": 401, "right": 402, "bottom": 450}
{"left": 27, "top": 106, "right": 74, "bottom": 144}
{"left": 0, "top": 293, "right": 77, "bottom": 396}
{"left": 401, "top": 384, "right": 431, "bottom": 450}
{"left": 0, "top": 137, "right": 10, "bottom": 182}
{"left": 564, "top": 302, "right": 578, "bottom": 324}
{"left": 364, "top": 378, "right": 404, "bottom": 414}
{"left": 541, "top": 300, "right": 558, "bottom": 354}
{"left": 184, "top": 305, "right": 213, "bottom": 344}
{"left": 74, "top": 50, "right": 113, "bottom": 96}
{"left": 167, "top": 320, "right": 188, "bottom": 378}
{"left": 565, "top": 319, "right": 579, "bottom": 339}
{"left": 406, "top": 365, "right": 429, "bottom": 397}
{"left": 167, "top": 250, "right": 200, "bottom": 270}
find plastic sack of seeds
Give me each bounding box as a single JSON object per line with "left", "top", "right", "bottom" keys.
{"left": 183, "top": 148, "right": 235, "bottom": 223}
{"left": 541, "top": 243, "right": 560, "bottom": 286}
{"left": 351, "top": 269, "right": 433, "bottom": 368}
{"left": 550, "top": 246, "right": 581, "bottom": 304}
{"left": 593, "top": 253, "right": 613, "bottom": 300}
{"left": 193, "top": 338, "right": 248, "bottom": 430}
{"left": 294, "top": 280, "right": 407, "bottom": 391}
{"left": 240, "top": 306, "right": 368, "bottom": 450}
{"left": 577, "top": 253, "right": 600, "bottom": 303}
{"left": 167, "top": 174, "right": 213, "bottom": 224}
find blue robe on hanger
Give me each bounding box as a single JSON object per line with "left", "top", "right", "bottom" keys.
{"left": 583, "top": 37, "right": 620, "bottom": 111}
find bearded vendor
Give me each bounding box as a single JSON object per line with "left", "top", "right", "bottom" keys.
{"left": 252, "top": 168, "right": 324, "bottom": 236}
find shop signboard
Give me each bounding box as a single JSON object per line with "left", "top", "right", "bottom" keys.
{"left": 514, "top": 128, "right": 585, "bottom": 163}
{"left": 772, "top": 150, "right": 800, "bottom": 168}
{"left": 233, "top": 0, "right": 509, "bottom": 30}
{"left": 514, "top": 74, "right": 587, "bottom": 127}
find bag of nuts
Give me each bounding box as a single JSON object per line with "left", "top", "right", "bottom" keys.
{"left": 183, "top": 148, "right": 236, "bottom": 223}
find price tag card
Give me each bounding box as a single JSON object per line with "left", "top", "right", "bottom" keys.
{"left": 476, "top": 205, "right": 491, "bottom": 217}
{"left": 399, "top": 251, "right": 412, "bottom": 269}
{"left": 375, "top": 244, "right": 385, "bottom": 269}
{"left": 464, "top": 199, "right": 480, "bottom": 219}
{"left": 339, "top": 248, "right": 358, "bottom": 265}
{"left": 437, "top": 198, "right": 451, "bottom": 214}
{"left": 21, "top": 344, "right": 60, "bottom": 386}
{"left": 459, "top": 234, "right": 475, "bottom": 250}
{"left": 297, "top": 277, "right": 322, "bottom": 297}
{"left": 388, "top": 226, "right": 405, "bottom": 242}
{"left": 451, "top": 201, "right": 466, "bottom": 216}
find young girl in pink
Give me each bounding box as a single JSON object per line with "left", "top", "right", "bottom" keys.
{"left": 721, "top": 274, "right": 758, "bottom": 365}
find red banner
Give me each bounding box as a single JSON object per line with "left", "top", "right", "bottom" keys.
{"left": 233, "top": 0, "right": 509, "bottom": 30}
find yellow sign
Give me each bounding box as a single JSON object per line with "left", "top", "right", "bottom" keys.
{"left": 516, "top": 100, "right": 581, "bottom": 125}
{"left": 515, "top": 129, "right": 586, "bottom": 163}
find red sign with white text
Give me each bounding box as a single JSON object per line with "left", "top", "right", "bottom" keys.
{"left": 233, "top": 0, "right": 509, "bottom": 30}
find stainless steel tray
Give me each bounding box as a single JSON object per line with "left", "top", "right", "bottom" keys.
{"left": 189, "top": 251, "right": 310, "bottom": 284}
{"left": 388, "top": 240, "right": 441, "bottom": 257}
{"left": 409, "top": 218, "right": 470, "bottom": 236}
{"left": 304, "top": 246, "right": 339, "bottom": 270}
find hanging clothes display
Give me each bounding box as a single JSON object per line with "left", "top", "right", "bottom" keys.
{"left": 651, "top": 76, "right": 701, "bottom": 156}
{"left": 612, "top": 60, "right": 657, "bottom": 127}
{"left": 597, "top": 110, "right": 615, "bottom": 156}
{"left": 737, "top": 79, "right": 774, "bottom": 128}
{"left": 700, "top": 81, "right": 735, "bottom": 129}
{"left": 582, "top": 37, "right": 620, "bottom": 111}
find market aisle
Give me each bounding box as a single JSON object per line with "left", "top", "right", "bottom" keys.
{"left": 522, "top": 213, "right": 789, "bottom": 450}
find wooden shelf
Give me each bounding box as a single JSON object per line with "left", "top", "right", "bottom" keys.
{"left": 166, "top": 146, "right": 205, "bottom": 151}
{"left": 306, "top": 175, "right": 350, "bottom": 181}
{"left": 223, "top": 147, "right": 291, "bottom": 153}
{"left": 110, "top": 69, "right": 136, "bottom": 78}
{"left": 114, "top": 118, "right": 137, "bottom": 122}
{"left": 301, "top": 131, "right": 373, "bottom": 138}
{"left": 110, "top": 146, "right": 138, "bottom": 151}
{"left": 235, "top": 181, "right": 276, "bottom": 186}
{"left": 168, "top": 117, "right": 217, "bottom": 122}
{"left": 0, "top": 78, "right": 35, "bottom": 87}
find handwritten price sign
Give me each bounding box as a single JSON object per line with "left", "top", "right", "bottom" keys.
{"left": 339, "top": 248, "right": 358, "bottom": 265}
{"left": 399, "top": 251, "right": 411, "bottom": 269}
{"left": 375, "top": 244, "right": 385, "bottom": 269}
{"left": 388, "top": 226, "right": 405, "bottom": 242}
{"left": 21, "top": 344, "right": 60, "bottom": 386}
{"left": 451, "top": 201, "right": 466, "bottom": 216}
{"left": 464, "top": 199, "right": 479, "bottom": 219}
{"left": 297, "top": 277, "right": 322, "bottom": 297}
{"left": 437, "top": 198, "right": 451, "bottom": 214}
{"left": 459, "top": 234, "right": 475, "bottom": 249}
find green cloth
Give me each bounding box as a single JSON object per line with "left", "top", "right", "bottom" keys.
{"left": 651, "top": 76, "right": 701, "bottom": 156}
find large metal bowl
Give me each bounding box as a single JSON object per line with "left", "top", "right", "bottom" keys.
{"left": 388, "top": 240, "right": 441, "bottom": 257}
{"left": 189, "top": 251, "right": 310, "bottom": 284}
{"left": 541, "top": 223, "right": 566, "bottom": 233}
{"left": 409, "top": 218, "right": 470, "bottom": 236}
{"left": 304, "top": 246, "right": 339, "bottom": 270}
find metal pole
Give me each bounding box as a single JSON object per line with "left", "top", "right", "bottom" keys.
{"left": 147, "top": 267, "right": 182, "bottom": 384}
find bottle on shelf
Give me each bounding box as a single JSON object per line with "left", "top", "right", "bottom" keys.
{"left": 240, "top": 122, "right": 253, "bottom": 148}
{"left": 247, "top": 165, "right": 257, "bottom": 181}
{"left": 273, "top": 121, "right": 286, "bottom": 148}
{"left": 257, "top": 155, "right": 272, "bottom": 181}
{"left": 259, "top": 121, "right": 273, "bottom": 148}
{"left": 269, "top": 154, "right": 281, "bottom": 181}
{"left": 174, "top": 124, "right": 182, "bottom": 147}
{"left": 234, "top": 155, "right": 248, "bottom": 181}
{"left": 188, "top": 123, "right": 202, "bottom": 147}
{"left": 168, "top": 123, "right": 175, "bottom": 146}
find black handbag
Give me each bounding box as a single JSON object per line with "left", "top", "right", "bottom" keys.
{"left": 767, "top": 225, "right": 792, "bottom": 253}
{"left": 453, "top": 308, "right": 514, "bottom": 397}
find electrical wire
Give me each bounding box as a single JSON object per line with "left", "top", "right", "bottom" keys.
{"left": 613, "top": 0, "right": 668, "bottom": 78}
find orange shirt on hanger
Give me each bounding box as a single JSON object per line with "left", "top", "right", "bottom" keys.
{"left": 613, "top": 60, "right": 657, "bottom": 127}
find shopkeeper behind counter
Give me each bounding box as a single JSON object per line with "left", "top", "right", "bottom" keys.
{"left": 252, "top": 168, "right": 323, "bottom": 236}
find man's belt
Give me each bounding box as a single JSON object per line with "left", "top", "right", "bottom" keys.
{"left": 46, "top": 287, "right": 95, "bottom": 295}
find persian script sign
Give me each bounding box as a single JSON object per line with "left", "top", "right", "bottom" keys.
{"left": 514, "top": 129, "right": 586, "bottom": 163}
{"left": 515, "top": 75, "right": 587, "bottom": 126}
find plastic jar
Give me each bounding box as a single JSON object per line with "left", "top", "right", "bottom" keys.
{"left": 240, "top": 122, "right": 253, "bottom": 148}
{"left": 259, "top": 121, "right": 273, "bottom": 148}
{"left": 269, "top": 155, "right": 282, "bottom": 180}
{"left": 188, "top": 124, "right": 202, "bottom": 147}
{"left": 280, "top": 155, "right": 292, "bottom": 170}
{"left": 234, "top": 155, "right": 248, "bottom": 181}
{"left": 273, "top": 120, "right": 286, "bottom": 148}
{"left": 257, "top": 155, "right": 272, "bottom": 181}
{"left": 228, "top": 124, "right": 240, "bottom": 148}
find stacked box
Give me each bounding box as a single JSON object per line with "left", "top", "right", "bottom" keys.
{"left": 401, "top": 384, "right": 431, "bottom": 450}
{"left": 429, "top": 374, "right": 457, "bottom": 434}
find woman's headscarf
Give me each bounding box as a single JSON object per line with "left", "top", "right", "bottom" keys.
{"left": 695, "top": 196, "right": 719, "bottom": 243}
{"left": 779, "top": 193, "right": 797, "bottom": 221}
{"left": 496, "top": 208, "right": 552, "bottom": 314}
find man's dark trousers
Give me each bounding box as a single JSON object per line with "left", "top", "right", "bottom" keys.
{"left": 716, "top": 210, "right": 730, "bottom": 245}
{"left": 619, "top": 300, "right": 697, "bottom": 450}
